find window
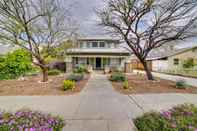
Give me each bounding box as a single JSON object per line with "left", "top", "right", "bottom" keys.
{"left": 86, "top": 42, "right": 90, "bottom": 48}
{"left": 80, "top": 42, "right": 83, "bottom": 48}
{"left": 87, "top": 58, "right": 90, "bottom": 65}
{"left": 75, "top": 57, "right": 78, "bottom": 64}
{"left": 92, "top": 42, "right": 98, "bottom": 48}
{"left": 119, "top": 58, "right": 122, "bottom": 65}
{"left": 103, "top": 58, "right": 110, "bottom": 67}
{"left": 174, "top": 58, "right": 179, "bottom": 65}
{"left": 100, "top": 42, "right": 105, "bottom": 48}
{"left": 80, "top": 42, "right": 86, "bottom": 48}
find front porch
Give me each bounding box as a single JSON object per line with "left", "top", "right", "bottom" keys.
{"left": 72, "top": 57, "right": 124, "bottom": 70}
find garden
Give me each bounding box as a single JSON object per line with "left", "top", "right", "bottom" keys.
{"left": 0, "top": 109, "right": 65, "bottom": 131}
{"left": 134, "top": 104, "right": 197, "bottom": 131}
{"left": 0, "top": 49, "right": 90, "bottom": 96}
{"left": 109, "top": 72, "right": 197, "bottom": 94}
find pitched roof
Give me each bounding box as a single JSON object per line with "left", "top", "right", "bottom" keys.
{"left": 147, "top": 46, "right": 197, "bottom": 60}
{"left": 77, "top": 36, "right": 120, "bottom": 41}
{"left": 67, "top": 48, "right": 130, "bottom": 54}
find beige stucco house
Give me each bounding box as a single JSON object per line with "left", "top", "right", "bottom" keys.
{"left": 128, "top": 46, "right": 197, "bottom": 77}
{"left": 147, "top": 46, "right": 197, "bottom": 74}
{"left": 66, "top": 37, "right": 131, "bottom": 72}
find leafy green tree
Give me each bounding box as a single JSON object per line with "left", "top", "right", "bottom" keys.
{"left": 0, "top": 49, "right": 33, "bottom": 80}
{"left": 42, "top": 40, "right": 73, "bottom": 63}
{"left": 0, "top": 0, "right": 77, "bottom": 82}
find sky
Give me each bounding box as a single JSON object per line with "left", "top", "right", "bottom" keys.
{"left": 64, "top": 0, "right": 197, "bottom": 48}
{"left": 0, "top": 0, "right": 196, "bottom": 50}
{"left": 65, "top": 0, "right": 106, "bottom": 37}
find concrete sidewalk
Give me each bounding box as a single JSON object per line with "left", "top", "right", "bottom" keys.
{"left": 0, "top": 73, "right": 196, "bottom": 131}
{"left": 133, "top": 70, "right": 197, "bottom": 87}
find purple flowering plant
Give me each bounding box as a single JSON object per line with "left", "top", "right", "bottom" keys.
{"left": 134, "top": 104, "right": 197, "bottom": 131}
{"left": 0, "top": 109, "right": 65, "bottom": 131}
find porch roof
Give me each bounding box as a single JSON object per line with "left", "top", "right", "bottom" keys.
{"left": 68, "top": 55, "right": 127, "bottom": 58}
{"left": 67, "top": 48, "right": 130, "bottom": 55}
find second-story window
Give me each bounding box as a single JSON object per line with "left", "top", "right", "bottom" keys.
{"left": 80, "top": 42, "right": 86, "bottom": 48}
{"left": 92, "top": 42, "right": 98, "bottom": 48}
{"left": 86, "top": 42, "right": 90, "bottom": 48}
{"left": 100, "top": 42, "right": 105, "bottom": 48}
{"left": 80, "top": 42, "right": 83, "bottom": 48}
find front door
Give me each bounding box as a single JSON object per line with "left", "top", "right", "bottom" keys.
{"left": 96, "top": 58, "right": 101, "bottom": 69}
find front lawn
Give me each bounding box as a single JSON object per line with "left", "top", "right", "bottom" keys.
{"left": 0, "top": 74, "right": 90, "bottom": 96}
{"left": 134, "top": 104, "right": 197, "bottom": 131}
{"left": 110, "top": 74, "right": 197, "bottom": 94}
{"left": 0, "top": 109, "right": 65, "bottom": 130}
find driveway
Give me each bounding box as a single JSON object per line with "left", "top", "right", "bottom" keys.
{"left": 0, "top": 73, "right": 196, "bottom": 131}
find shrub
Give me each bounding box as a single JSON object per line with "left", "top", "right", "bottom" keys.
{"left": 183, "top": 58, "right": 194, "bottom": 68}
{"left": 63, "top": 80, "right": 75, "bottom": 91}
{"left": 73, "top": 65, "right": 88, "bottom": 74}
{"left": 48, "top": 69, "right": 61, "bottom": 76}
{"left": 0, "top": 49, "right": 34, "bottom": 80}
{"left": 67, "top": 73, "right": 84, "bottom": 81}
{"left": 0, "top": 109, "right": 65, "bottom": 130}
{"left": 134, "top": 104, "right": 197, "bottom": 131}
{"left": 110, "top": 72, "right": 126, "bottom": 82}
{"left": 123, "top": 80, "right": 129, "bottom": 89}
{"left": 176, "top": 79, "right": 187, "bottom": 89}
{"left": 48, "top": 61, "right": 67, "bottom": 72}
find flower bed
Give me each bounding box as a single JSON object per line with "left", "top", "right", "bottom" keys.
{"left": 0, "top": 109, "right": 65, "bottom": 131}
{"left": 134, "top": 104, "right": 197, "bottom": 131}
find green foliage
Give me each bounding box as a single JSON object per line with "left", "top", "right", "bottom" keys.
{"left": 110, "top": 72, "right": 126, "bottom": 82}
{"left": 63, "top": 80, "right": 75, "bottom": 91}
{"left": 134, "top": 104, "right": 197, "bottom": 131}
{"left": 45, "top": 55, "right": 57, "bottom": 64}
{"left": 41, "top": 40, "right": 73, "bottom": 61}
{"left": 176, "top": 79, "right": 187, "bottom": 89}
{"left": 48, "top": 69, "right": 61, "bottom": 76}
{"left": 73, "top": 65, "right": 88, "bottom": 74}
{"left": 0, "top": 49, "right": 34, "bottom": 80}
{"left": 67, "top": 73, "right": 84, "bottom": 82}
{"left": 123, "top": 80, "right": 129, "bottom": 89}
{"left": 183, "top": 58, "right": 194, "bottom": 68}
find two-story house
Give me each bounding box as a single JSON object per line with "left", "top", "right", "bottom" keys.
{"left": 66, "top": 37, "right": 130, "bottom": 72}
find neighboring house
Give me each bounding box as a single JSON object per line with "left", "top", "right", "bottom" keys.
{"left": 147, "top": 46, "right": 197, "bottom": 72}
{"left": 129, "top": 46, "right": 197, "bottom": 77}
{"left": 66, "top": 37, "right": 131, "bottom": 71}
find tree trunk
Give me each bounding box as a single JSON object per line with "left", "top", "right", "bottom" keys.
{"left": 41, "top": 68, "right": 48, "bottom": 82}
{"left": 142, "top": 61, "right": 154, "bottom": 80}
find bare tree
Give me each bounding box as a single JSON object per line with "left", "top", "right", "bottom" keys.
{"left": 0, "top": 0, "right": 78, "bottom": 82}
{"left": 98, "top": 0, "right": 197, "bottom": 80}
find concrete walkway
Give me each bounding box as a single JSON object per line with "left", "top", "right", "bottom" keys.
{"left": 0, "top": 73, "right": 196, "bottom": 131}
{"left": 152, "top": 72, "right": 197, "bottom": 87}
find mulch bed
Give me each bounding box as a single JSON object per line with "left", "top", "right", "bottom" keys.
{"left": 0, "top": 74, "right": 90, "bottom": 96}
{"left": 111, "top": 74, "right": 197, "bottom": 95}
